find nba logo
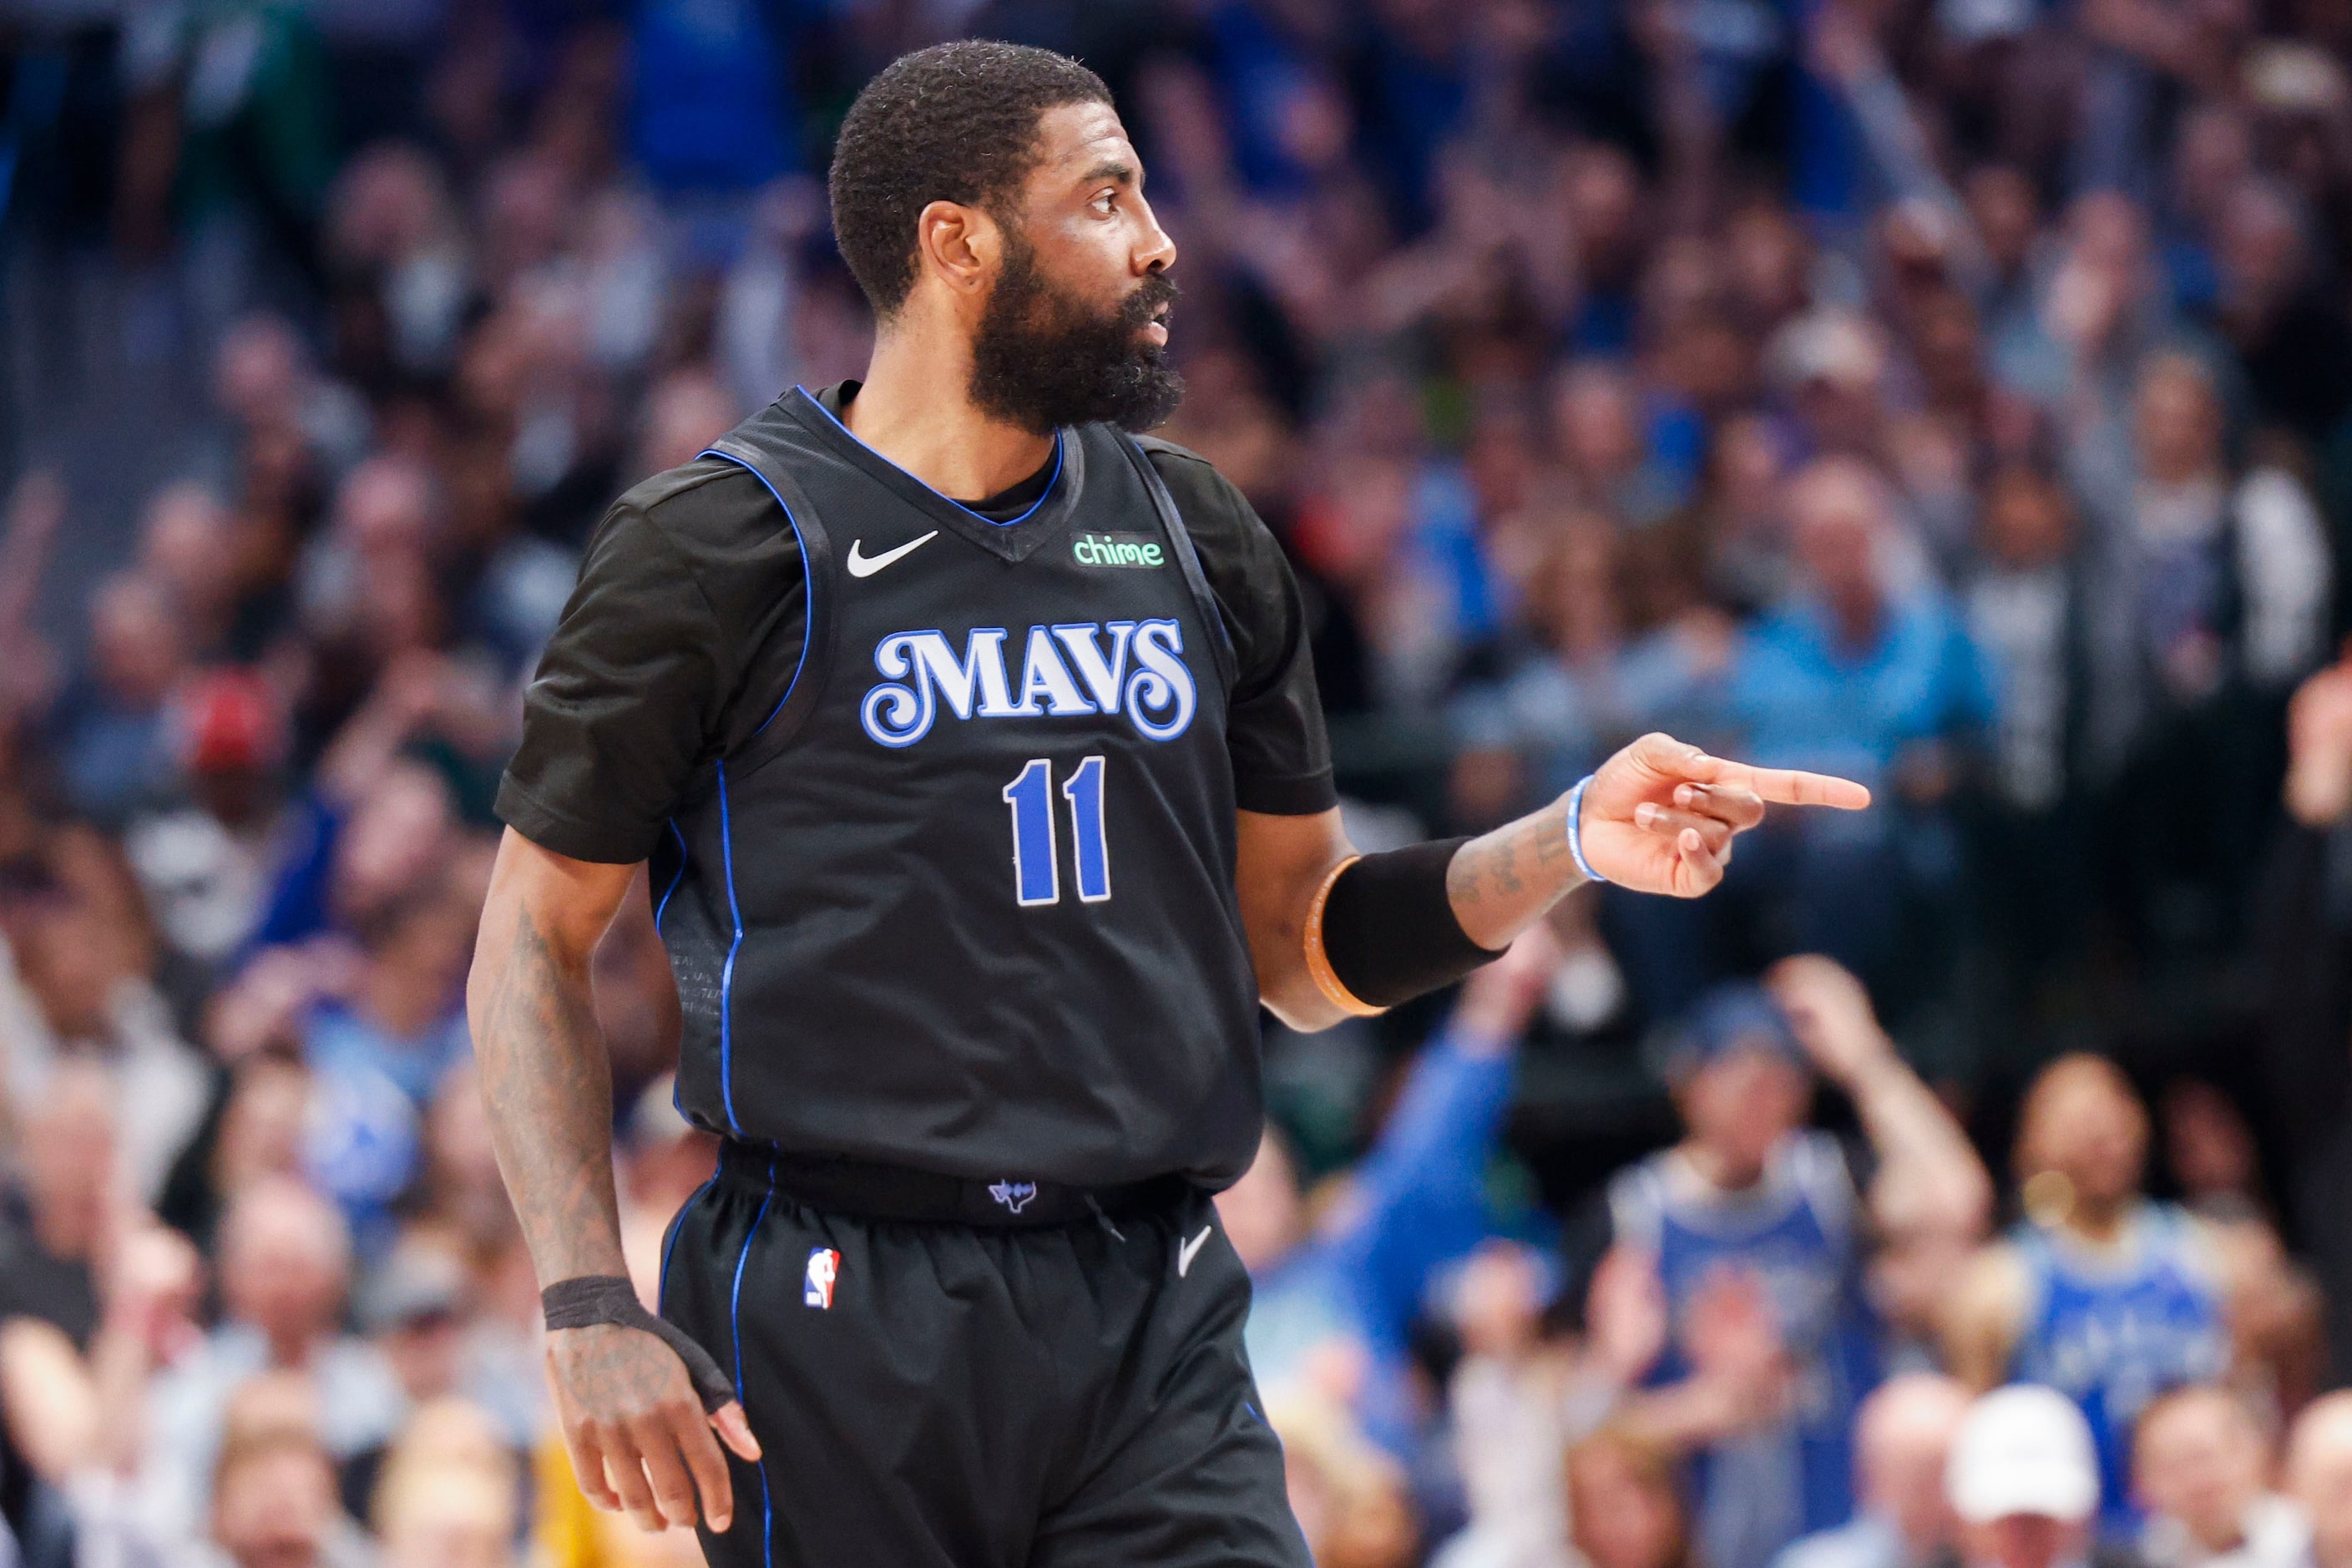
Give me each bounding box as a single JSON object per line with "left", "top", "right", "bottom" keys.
{"left": 804, "top": 1247, "right": 840, "bottom": 1309}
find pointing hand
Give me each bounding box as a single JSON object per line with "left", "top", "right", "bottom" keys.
{"left": 1578, "top": 733, "right": 1870, "bottom": 898}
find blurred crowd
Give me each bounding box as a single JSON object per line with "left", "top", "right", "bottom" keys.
{"left": 5, "top": 0, "right": 2352, "bottom": 1567}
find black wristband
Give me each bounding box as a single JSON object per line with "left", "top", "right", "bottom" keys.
{"left": 542, "top": 1275, "right": 737, "bottom": 1414}
{"left": 1321, "top": 837, "right": 1505, "bottom": 1009}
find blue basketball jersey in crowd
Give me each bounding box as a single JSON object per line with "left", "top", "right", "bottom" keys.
{"left": 1610, "top": 1131, "right": 1881, "bottom": 1568}
{"left": 2006, "top": 1203, "right": 2226, "bottom": 1535}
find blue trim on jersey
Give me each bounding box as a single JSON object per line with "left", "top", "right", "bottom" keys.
{"left": 715, "top": 761, "right": 746, "bottom": 1137}
{"left": 655, "top": 1173, "right": 720, "bottom": 1318}
{"left": 696, "top": 448, "right": 815, "bottom": 736}
{"left": 728, "top": 1161, "right": 776, "bottom": 1568}
{"left": 653, "top": 819, "right": 688, "bottom": 930}
{"left": 794, "top": 385, "right": 1065, "bottom": 528}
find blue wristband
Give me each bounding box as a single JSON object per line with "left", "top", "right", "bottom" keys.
{"left": 1565, "top": 774, "right": 1606, "bottom": 884}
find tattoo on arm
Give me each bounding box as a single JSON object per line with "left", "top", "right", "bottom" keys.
{"left": 472, "top": 904, "right": 629, "bottom": 1285}
{"left": 1445, "top": 796, "right": 1585, "bottom": 948}
{"left": 1447, "top": 836, "right": 1523, "bottom": 908}
{"left": 1446, "top": 846, "right": 1480, "bottom": 908}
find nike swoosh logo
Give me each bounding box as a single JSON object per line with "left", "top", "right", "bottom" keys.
{"left": 1177, "top": 1225, "right": 1213, "bottom": 1277}
{"left": 845, "top": 530, "right": 939, "bottom": 579}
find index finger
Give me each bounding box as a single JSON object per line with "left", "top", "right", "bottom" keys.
{"left": 1687, "top": 754, "right": 1871, "bottom": 810}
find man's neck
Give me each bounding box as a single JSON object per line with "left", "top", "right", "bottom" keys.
{"left": 2061, "top": 1193, "right": 2134, "bottom": 1246}
{"left": 1828, "top": 590, "right": 1887, "bottom": 656}
{"left": 1675, "top": 1140, "right": 1772, "bottom": 1194}
{"left": 361, "top": 961, "right": 445, "bottom": 1040}
{"left": 847, "top": 330, "right": 1058, "bottom": 502}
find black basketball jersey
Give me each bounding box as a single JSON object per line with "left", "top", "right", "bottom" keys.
{"left": 646, "top": 389, "right": 1267, "bottom": 1188}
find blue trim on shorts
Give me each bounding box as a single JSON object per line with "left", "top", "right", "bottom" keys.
{"left": 653, "top": 819, "right": 688, "bottom": 931}
{"left": 729, "top": 1160, "right": 778, "bottom": 1568}
{"left": 655, "top": 1174, "right": 720, "bottom": 1318}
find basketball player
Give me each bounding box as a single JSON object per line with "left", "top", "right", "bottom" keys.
{"left": 467, "top": 39, "right": 1870, "bottom": 1568}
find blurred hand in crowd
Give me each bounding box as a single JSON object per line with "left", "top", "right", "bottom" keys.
{"left": 1682, "top": 1264, "right": 1793, "bottom": 1425}
{"left": 1767, "top": 953, "right": 1893, "bottom": 1089}
{"left": 2284, "top": 645, "right": 2352, "bottom": 827}
{"left": 1600, "top": 1251, "right": 1797, "bottom": 1454}
{"left": 2206, "top": 1216, "right": 2327, "bottom": 1417}
{"left": 206, "top": 944, "right": 352, "bottom": 1061}
{"left": 106, "top": 1222, "right": 205, "bottom": 1364}
{"left": 1773, "top": 956, "right": 1990, "bottom": 1292}
{"left": 1454, "top": 917, "right": 1566, "bottom": 1045}
{"left": 1587, "top": 1244, "right": 1671, "bottom": 1385}
{"left": 2287, "top": 1394, "right": 2352, "bottom": 1568}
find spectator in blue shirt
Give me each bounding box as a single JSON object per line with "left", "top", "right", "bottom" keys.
{"left": 1592, "top": 962, "right": 1990, "bottom": 1568}
{"left": 635, "top": 0, "right": 794, "bottom": 182}
{"left": 1729, "top": 457, "right": 1990, "bottom": 791}
{"left": 300, "top": 867, "right": 476, "bottom": 1258}
{"left": 53, "top": 574, "right": 193, "bottom": 826}
{"left": 1613, "top": 456, "right": 1990, "bottom": 1013}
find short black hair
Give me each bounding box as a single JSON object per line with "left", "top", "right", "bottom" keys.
{"left": 828, "top": 41, "right": 1114, "bottom": 318}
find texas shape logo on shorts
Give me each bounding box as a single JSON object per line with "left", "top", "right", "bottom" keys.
{"left": 804, "top": 1247, "right": 840, "bottom": 1309}
{"left": 989, "top": 1179, "right": 1038, "bottom": 1214}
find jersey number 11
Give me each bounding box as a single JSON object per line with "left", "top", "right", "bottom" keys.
{"left": 1003, "top": 756, "right": 1110, "bottom": 907}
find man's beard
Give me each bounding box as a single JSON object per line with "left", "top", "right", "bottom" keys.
{"left": 968, "top": 234, "right": 1184, "bottom": 434}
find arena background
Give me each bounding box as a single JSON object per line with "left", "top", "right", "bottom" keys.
{"left": 3, "top": 2, "right": 2352, "bottom": 1566}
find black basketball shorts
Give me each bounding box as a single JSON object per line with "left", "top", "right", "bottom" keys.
{"left": 657, "top": 1153, "right": 1312, "bottom": 1568}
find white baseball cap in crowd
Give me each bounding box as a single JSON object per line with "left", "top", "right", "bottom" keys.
{"left": 1947, "top": 1385, "right": 2101, "bottom": 1525}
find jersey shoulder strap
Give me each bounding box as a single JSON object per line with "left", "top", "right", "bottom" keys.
{"left": 1787, "top": 1130, "right": 1859, "bottom": 1252}
{"left": 1118, "top": 432, "right": 1240, "bottom": 694}
{"left": 699, "top": 420, "right": 838, "bottom": 777}
{"left": 1606, "top": 1158, "right": 1668, "bottom": 1252}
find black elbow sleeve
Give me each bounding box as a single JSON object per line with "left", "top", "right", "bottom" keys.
{"left": 1319, "top": 837, "right": 1505, "bottom": 1009}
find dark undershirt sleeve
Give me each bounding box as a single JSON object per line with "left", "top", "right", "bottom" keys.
{"left": 1146, "top": 447, "right": 1338, "bottom": 816}
{"left": 496, "top": 503, "right": 736, "bottom": 864}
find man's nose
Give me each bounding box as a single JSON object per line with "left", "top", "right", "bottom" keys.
{"left": 1135, "top": 197, "right": 1176, "bottom": 276}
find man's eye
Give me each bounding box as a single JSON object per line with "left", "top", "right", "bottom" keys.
{"left": 1091, "top": 192, "right": 1117, "bottom": 215}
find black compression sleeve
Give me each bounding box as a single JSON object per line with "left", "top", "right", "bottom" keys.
{"left": 1321, "top": 837, "right": 1505, "bottom": 1009}
{"left": 542, "top": 1275, "right": 736, "bottom": 1413}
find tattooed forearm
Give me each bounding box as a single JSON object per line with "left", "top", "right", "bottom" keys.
{"left": 1445, "top": 794, "right": 1586, "bottom": 949}
{"left": 468, "top": 883, "right": 630, "bottom": 1286}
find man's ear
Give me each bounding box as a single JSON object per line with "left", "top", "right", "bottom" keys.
{"left": 913, "top": 200, "right": 1000, "bottom": 302}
